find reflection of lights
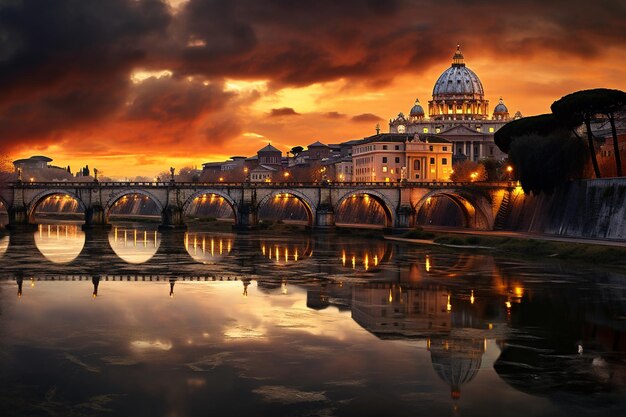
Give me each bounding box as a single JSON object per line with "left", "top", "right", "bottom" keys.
{"left": 514, "top": 286, "right": 524, "bottom": 298}
{"left": 364, "top": 253, "right": 369, "bottom": 271}
{"left": 388, "top": 288, "right": 393, "bottom": 303}
{"left": 341, "top": 250, "right": 346, "bottom": 266}
{"left": 351, "top": 255, "right": 356, "bottom": 269}
{"left": 505, "top": 300, "right": 512, "bottom": 309}
{"left": 374, "top": 255, "right": 379, "bottom": 266}
{"left": 470, "top": 290, "right": 475, "bottom": 304}
{"left": 446, "top": 294, "right": 452, "bottom": 312}
{"left": 425, "top": 255, "right": 431, "bottom": 272}
{"left": 281, "top": 281, "right": 288, "bottom": 294}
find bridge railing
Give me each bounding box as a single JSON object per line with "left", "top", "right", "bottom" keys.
{"left": 8, "top": 180, "right": 518, "bottom": 188}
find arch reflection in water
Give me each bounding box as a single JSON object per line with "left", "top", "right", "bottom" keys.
{"left": 184, "top": 232, "right": 234, "bottom": 263}
{"left": 339, "top": 245, "right": 387, "bottom": 271}
{"left": 108, "top": 226, "right": 160, "bottom": 264}
{"left": 260, "top": 239, "right": 312, "bottom": 264}
{"left": 34, "top": 223, "right": 85, "bottom": 263}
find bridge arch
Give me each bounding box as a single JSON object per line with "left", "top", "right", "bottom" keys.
{"left": 104, "top": 189, "right": 164, "bottom": 221}
{"left": 182, "top": 190, "right": 238, "bottom": 222}
{"left": 256, "top": 189, "right": 315, "bottom": 227}
{"left": 334, "top": 189, "right": 395, "bottom": 228}
{"left": 27, "top": 189, "right": 87, "bottom": 222}
{"left": 413, "top": 189, "right": 492, "bottom": 229}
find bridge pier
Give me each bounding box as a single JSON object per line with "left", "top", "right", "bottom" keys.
{"left": 160, "top": 205, "right": 187, "bottom": 230}
{"left": 312, "top": 204, "right": 335, "bottom": 231}
{"left": 233, "top": 203, "right": 258, "bottom": 231}
{"left": 6, "top": 205, "right": 37, "bottom": 231}
{"left": 83, "top": 204, "right": 111, "bottom": 230}
{"left": 395, "top": 205, "right": 416, "bottom": 229}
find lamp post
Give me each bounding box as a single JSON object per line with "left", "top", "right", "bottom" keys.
{"left": 169, "top": 167, "right": 175, "bottom": 182}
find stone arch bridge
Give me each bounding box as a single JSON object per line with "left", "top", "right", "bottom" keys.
{"left": 0, "top": 181, "right": 517, "bottom": 231}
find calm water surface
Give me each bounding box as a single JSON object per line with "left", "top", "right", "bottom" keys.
{"left": 0, "top": 222, "right": 624, "bottom": 417}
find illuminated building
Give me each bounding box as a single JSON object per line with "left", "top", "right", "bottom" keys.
{"left": 351, "top": 133, "right": 453, "bottom": 182}
{"left": 389, "top": 45, "right": 521, "bottom": 162}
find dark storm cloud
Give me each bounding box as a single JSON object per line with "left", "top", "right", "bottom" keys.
{"left": 0, "top": 0, "right": 625, "bottom": 151}
{"left": 126, "top": 77, "right": 235, "bottom": 122}
{"left": 351, "top": 113, "right": 383, "bottom": 123}
{"left": 269, "top": 107, "right": 300, "bottom": 117}
{"left": 0, "top": 0, "right": 170, "bottom": 148}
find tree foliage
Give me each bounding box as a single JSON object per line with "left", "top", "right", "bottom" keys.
{"left": 450, "top": 161, "right": 487, "bottom": 182}
{"left": 508, "top": 133, "right": 588, "bottom": 195}
{"left": 494, "top": 114, "right": 564, "bottom": 153}
{"left": 551, "top": 88, "right": 626, "bottom": 178}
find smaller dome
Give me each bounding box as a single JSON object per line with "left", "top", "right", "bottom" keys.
{"left": 493, "top": 97, "right": 508, "bottom": 114}
{"left": 410, "top": 98, "right": 425, "bottom": 117}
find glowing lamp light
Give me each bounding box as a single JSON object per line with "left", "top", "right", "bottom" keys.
{"left": 506, "top": 166, "right": 513, "bottom": 173}
{"left": 219, "top": 177, "right": 224, "bottom": 182}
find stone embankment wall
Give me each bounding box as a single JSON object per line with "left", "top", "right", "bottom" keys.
{"left": 503, "top": 178, "right": 626, "bottom": 240}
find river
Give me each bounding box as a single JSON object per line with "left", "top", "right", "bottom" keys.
{"left": 0, "top": 221, "right": 624, "bottom": 417}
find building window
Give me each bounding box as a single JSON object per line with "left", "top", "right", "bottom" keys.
{"left": 395, "top": 157, "right": 400, "bottom": 163}
{"left": 430, "top": 157, "right": 435, "bottom": 164}
{"left": 429, "top": 145, "right": 433, "bottom": 151}
{"left": 442, "top": 158, "right": 448, "bottom": 165}
{"left": 382, "top": 157, "right": 387, "bottom": 163}
{"left": 476, "top": 127, "right": 481, "bottom": 132}
{"left": 442, "top": 146, "right": 447, "bottom": 151}
{"left": 382, "top": 166, "right": 388, "bottom": 173}
{"left": 423, "top": 128, "right": 429, "bottom": 133}
{"left": 435, "top": 128, "right": 441, "bottom": 133}
{"left": 383, "top": 145, "right": 388, "bottom": 150}
{"left": 489, "top": 127, "right": 495, "bottom": 133}
{"left": 413, "top": 160, "right": 421, "bottom": 170}
{"left": 489, "top": 146, "right": 494, "bottom": 155}
{"left": 395, "top": 145, "right": 400, "bottom": 150}
{"left": 415, "top": 174, "right": 420, "bottom": 179}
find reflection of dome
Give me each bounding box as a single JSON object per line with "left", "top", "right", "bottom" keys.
{"left": 409, "top": 99, "right": 425, "bottom": 118}
{"left": 429, "top": 338, "right": 484, "bottom": 399}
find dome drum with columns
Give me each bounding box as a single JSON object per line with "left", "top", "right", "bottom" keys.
{"left": 389, "top": 45, "right": 521, "bottom": 162}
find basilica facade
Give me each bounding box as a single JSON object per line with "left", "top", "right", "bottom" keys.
{"left": 389, "top": 45, "right": 520, "bottom": 162}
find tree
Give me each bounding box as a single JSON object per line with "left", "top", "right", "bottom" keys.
{"left": 494, "top": 114, "right": 563, "bottom": 153}
{"left": 494, "top": 113, "right": 589, "bottom": 194}
{"left": 551, "top": 89, "right": 626, "bottom": 178}
{"left": 450, "top": 161, "right": 487, "bottom": 182}
{"left": 508, "top": 133, "right": 588, "bottom": 195}
{"left": 290, "top": 146, "right": 304, "bottom": 156}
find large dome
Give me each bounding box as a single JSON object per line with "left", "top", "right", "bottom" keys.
{"left": 432, "top": 46, "right": 484, "bottom": 99}
{"left": 432, "top": 66, "right": 484, "bottom": 98}
{"left": 428, "top": 45, "right": 489, "bottom": 121}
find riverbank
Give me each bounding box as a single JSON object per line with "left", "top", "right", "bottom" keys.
{"left": 388, "top": 227, "right": 626, "bottom": 269}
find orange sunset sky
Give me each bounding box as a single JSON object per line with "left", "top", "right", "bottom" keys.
{"left": 1, "top": 0, "right": 625, "bottom": 178}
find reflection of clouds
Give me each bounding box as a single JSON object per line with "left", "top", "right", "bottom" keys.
{"left": 34, "top": 224, "right": 85, "bottom": 263}
{"left": 109, "top": 227, "right": 160, "bottom": 264}
{"left": 0, "top": 235, "right": 8, "bottom": 257}
{"left": 223, "top": 325, "right": 266, "bottom": 340}
{"left": 65, "top": 353, "right": 100, "bottom": 373}
{"left": 130, "top": 339, "right": 172, "bottom": 351}
{"left": 252, "top": 385, "right": 327, "bottom": 404}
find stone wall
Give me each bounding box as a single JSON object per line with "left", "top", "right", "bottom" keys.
{"left": 503, "top": 178, "right": 626, "bottom": 240}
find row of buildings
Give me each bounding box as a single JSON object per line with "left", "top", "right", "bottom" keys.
{"left": 203, "top": 45, "right": 519, "bottom": 183}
